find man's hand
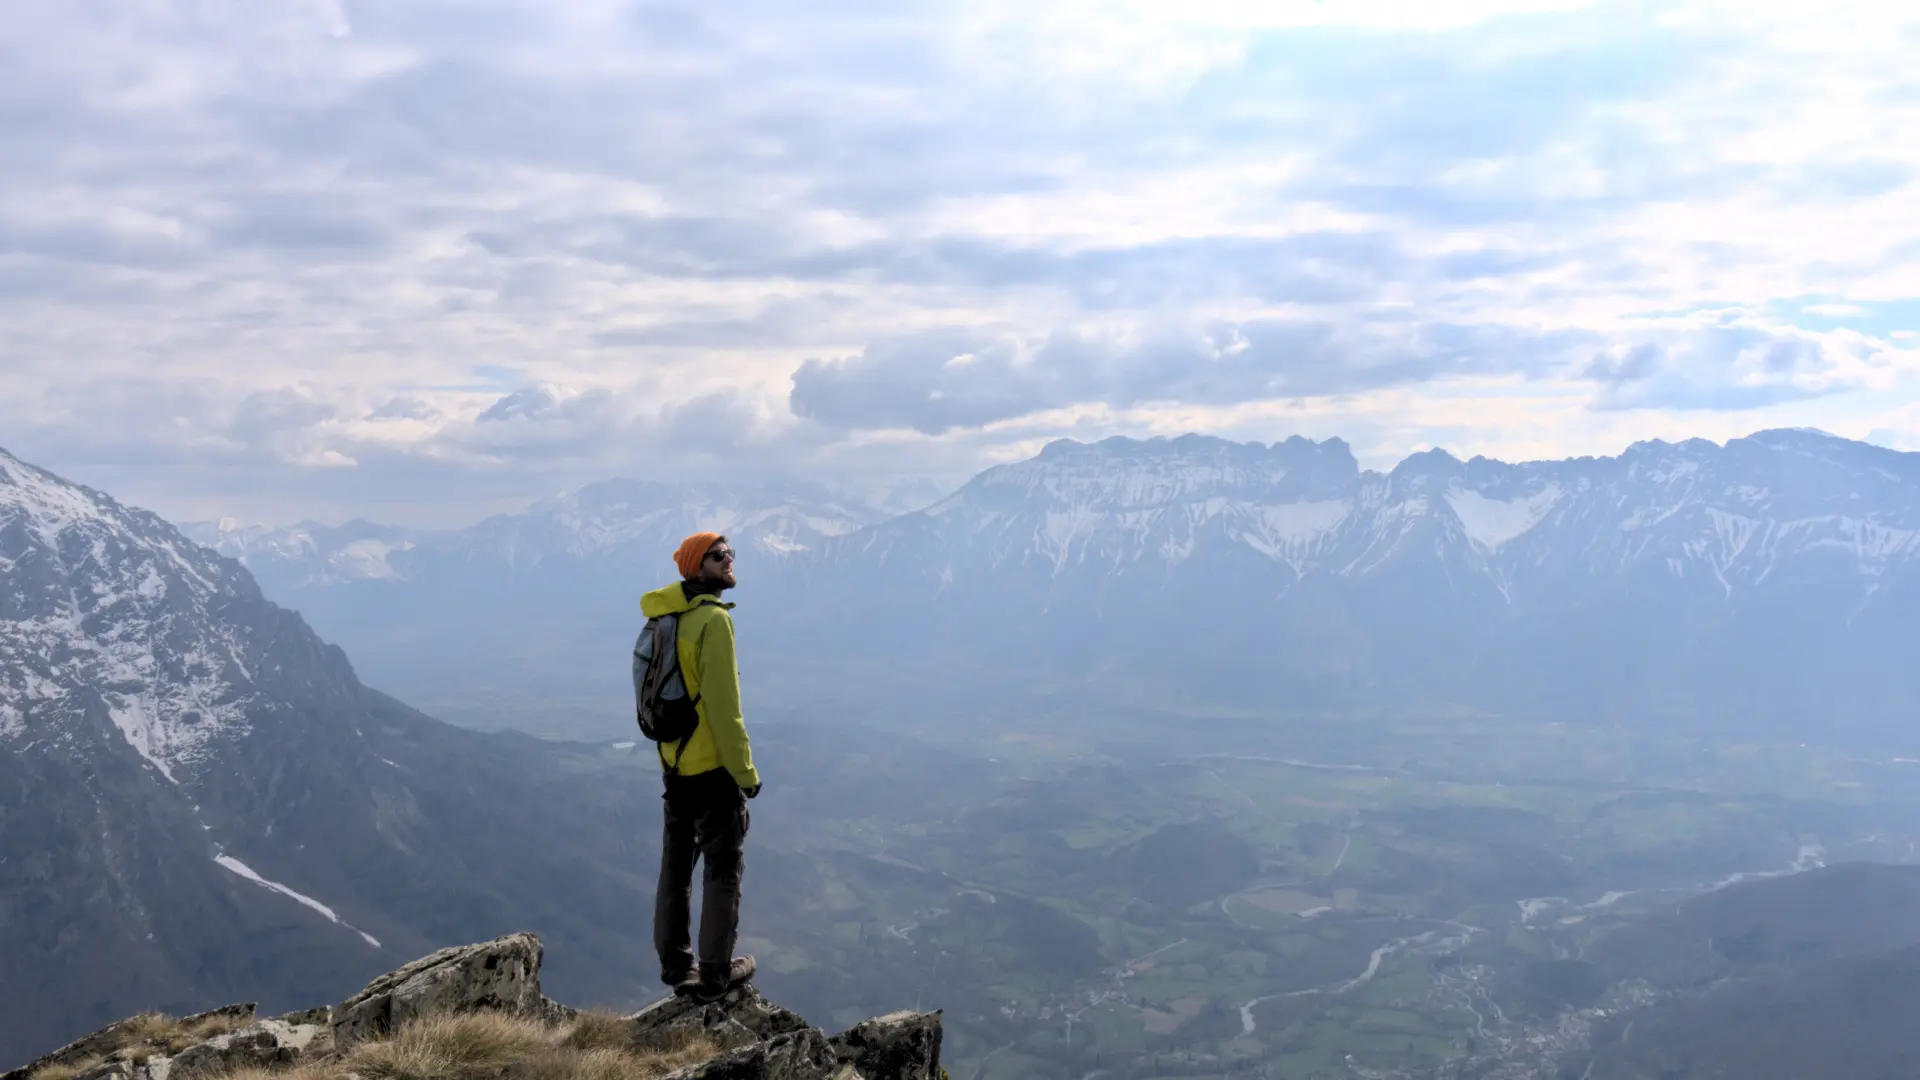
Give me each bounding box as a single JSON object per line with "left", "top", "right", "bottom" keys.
{"left": 744, "top": 782, "right": 762, "bottom": 799}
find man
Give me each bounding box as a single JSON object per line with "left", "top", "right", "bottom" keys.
{"left": 641, "top": 531, "right": 762, "bottom": 1002}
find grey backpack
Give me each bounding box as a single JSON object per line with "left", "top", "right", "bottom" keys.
{"left": 633, "top": 612, "right": 701, "bottom": 768}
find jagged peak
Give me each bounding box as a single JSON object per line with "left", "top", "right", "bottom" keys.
{"left": 1390, "top": 446, "right": 1464, "bottom": 477}
{"left": 1747, "top": 426, "right": 1846, "bottom": 443}
{"left": 1736, "top": 427, "right": 1911, "bottom": 459}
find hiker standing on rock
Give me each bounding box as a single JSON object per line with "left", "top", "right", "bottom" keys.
{"left": 634, "top": 532, "right": 760, "bottom": 1002}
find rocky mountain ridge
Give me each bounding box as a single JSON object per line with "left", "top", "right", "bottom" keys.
{"left": 6, "top": 933, "right": 942, "bottom": 1080}
{"left": 887, "top": 428, "right": 1920, "bottom": 587}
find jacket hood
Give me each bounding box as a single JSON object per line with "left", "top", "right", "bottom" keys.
{"left": 640, "top": 581, "right": 732, "bottom": 618}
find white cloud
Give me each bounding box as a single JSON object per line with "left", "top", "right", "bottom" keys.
{"left": 1, "top": 0, "right": 1916, "bottom": 524}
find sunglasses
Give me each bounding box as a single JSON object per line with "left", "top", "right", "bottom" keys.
{"left": 704, "top": 548, "right": 735, "bottom": 563}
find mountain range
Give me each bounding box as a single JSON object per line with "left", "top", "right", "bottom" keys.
{"left": 189, "top": 429, "right": 1920, "bottom": 743}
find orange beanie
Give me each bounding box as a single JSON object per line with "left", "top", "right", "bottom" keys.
{"left": 674, "top": 532, "right": 724, "bottom": 579}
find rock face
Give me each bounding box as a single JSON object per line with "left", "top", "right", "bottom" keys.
{"left": 628, "top": 983, "right": 950, "bottom": 1079}
{"left": 330, "top": 933, "right": 545, "bottom": 1052}
{"left": 629, "top": 984, "right": 813, "bottom": 1054}
{"left": 825, "top": 1012, "right": 943, "bottom": 1080}
{"left": 661, "top": 1028, "right": 843, "bottom": 1080}
{"left": 163, "top": 1019, "right": 322, "bottom": 1080}
{"left": 6, "top": 933, "right": 941, "bottom": 1080}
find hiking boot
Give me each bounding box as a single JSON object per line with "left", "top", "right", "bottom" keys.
{"left": 689, "top": 955, "right": 756, "bottom": 1003}
{"left": 662, "top": 967, "right": 700, "bottom": 996}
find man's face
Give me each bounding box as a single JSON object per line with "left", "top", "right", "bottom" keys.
{"left": 700, "top": 541, "right": 737, "bottom": 588}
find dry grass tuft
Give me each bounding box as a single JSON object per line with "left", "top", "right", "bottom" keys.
{"left": 215, "top": 1063, "right": 348, "bottom": 1080}
{"left": 27, "top": 1056, "right": 103, "bottom": 1080}
{"left": 118, "top": 1015, "right": 178, "bottom": 1045}
{"left": 195, "top": 1009, "right": 717, "bottom": 1080}
{"left": 512, "top": 1039, "right": 718, "bottom": 1080}
{"left": 345, "top": 1012, "right": 554, "bottom": 1080}
{"left": 617, "top": 1033, "right": 719, "bottom": 1079}
{"left": 556, "top": 1013, "right": 633, "bottom": 1053}
{"left": 80, "top": 1010, "right": 255, "bottom": 1061}
{"left": 340, "top": 1011, "right": 716, "bottom": 1080}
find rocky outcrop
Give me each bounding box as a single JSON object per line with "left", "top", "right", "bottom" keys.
{"left": 826, "top": 1012, "right": 943, "bottom": 1080}
{"left": 625, "top": 983, "right": 942, "bottom": 1079}
{"left": 656, "top": 1013, "right": 946, "bottom": 1080}
{"left": 162, "top": 1019, "right": 323, "bottom": 1080}
{"left": 0, "top": 1006, "right": 255, "bottom": 1080}
{"left": 1, "top": 1012, "right": 318, "bottom": 1080}
{"left": 7, "top": 934, "right": 940, "bottom": 1080}
{"left": 629, "top": 985, "right": 812, "bottom": 1054}
{"left": 330, "top": 932, "right": 545, "bottom": 1051}
{"left": 661, "top": 1027, "right": 844, "bottom": 1080}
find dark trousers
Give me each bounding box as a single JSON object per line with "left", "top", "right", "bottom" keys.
{"left": 653, "top": 768, "right": 749, "bottom": 979}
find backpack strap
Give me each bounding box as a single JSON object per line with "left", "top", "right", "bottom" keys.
{"left": 663, "top": 730, "right": 693, "bottom": 778}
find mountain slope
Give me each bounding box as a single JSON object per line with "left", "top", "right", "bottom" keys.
{"left": 1582, "top": 864, "right": 1920, "bottom": 1080}
{"left": 0, "top": 448, "right": 662, "bottom": 1064}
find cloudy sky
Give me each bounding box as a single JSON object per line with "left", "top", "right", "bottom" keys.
{"left": 3, "top": 0, "right": 1918, "bottom": 525}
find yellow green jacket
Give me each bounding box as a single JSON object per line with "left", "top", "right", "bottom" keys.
{"left": 639, "top": 583, "right": 760, "bottom": 788}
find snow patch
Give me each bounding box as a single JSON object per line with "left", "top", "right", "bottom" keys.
{"left": 1039, "top": 505, "right": 1101, "bottom": 572}
{"left": 1802, "top": 516, "right": 1920, "bottom": 566}
{"left": 0, "top": 703, "right": 22, "bottom": 740}
{"left": 1, "top": 452, "right": 112, "bottom": 547}
{"left": 215, "top": 854, "right": 343, "bottom": 921}
{"left": 214, "top": 855, "right": 382, "bottom": 948}
{"left": 1445, "top": 486, "right": 1562, "bottom": 551}
{"left": 1259, "top": 499, "right": 1350, "bottom": 541}
{"left": 107, "top": 697, "right": 179, "bottom": 782}
{"left": 1517, "top": 896, "right": 1567, "bottom": 923}
{"left": 332, "top": 539, "right": 411, "bottom": 581}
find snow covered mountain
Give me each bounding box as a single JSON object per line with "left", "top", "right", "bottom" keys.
{"left": 187, "top": 430, "right": 1920, "bottom": 742}
{"left": 841, "top": 428, "right": 1920, "bottom": 596}
{"left": 790, "top": 428, "right": 1920, "bottom": 736}
{"left": 184, "top": 478, "right": 884, "bottom": 591}
{"left": 0, "top": 447, "right": 663, "bottom": 1063}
